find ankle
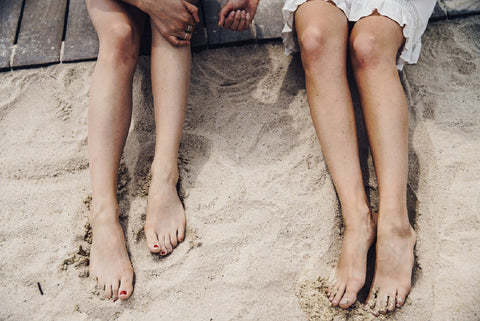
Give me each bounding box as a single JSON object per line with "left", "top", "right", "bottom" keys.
{"left": 89, "top": 198, "right": 119, "bottom": 224}
{"left": 150, "top": 162, "right": 179, "bottom": 186}
{"left": 341, "top": 202, "right": 371, "bottom": 229}
{"left": 377, "top": 216, "right": 414, "bottom": 237}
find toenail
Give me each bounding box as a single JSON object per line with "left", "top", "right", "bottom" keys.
{"left": 340, "top": 298, "right": 349, "bottom": 305}
{"left": 120, "top": 291, "right": 127, "bottom": 296}
{"left": 332, "top": 300, "right": 338, "bottom": 305}
{"left": 160, "top": 251, "right": 166, "bottom": 255}
{"left": 153, "top": 244, "right": 159, "bottom": 248}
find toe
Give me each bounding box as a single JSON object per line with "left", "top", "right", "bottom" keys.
{"left": 332, "top": 284, "right": 346, "bottom": 306}
{"left": 339, "top": 288, "right": 357, "bottom": 308}
{"left": 164, "top": 234, "right": 173, "bottom": 253}
{"left": 145, "top": 229, "right": 161, "bottom": 253}
{"left": 158, "top": 236, "right": 168, "bottom": 256}
{"left": 111, "top": 280, "right": 120, "bottom": 302}
{"left": 170, "top": 232, "right": 178, "bottom": 248}
{"left": 105, "top": 282, "right": 113, "bottom": 299}
{"left": 396, "top": 286, "right": 410, "bottom": 307}
{"left": 328, "top": 284, "right": 338, "bottom": 302}
{"left": 387, "top": 293, "right": 396, "bottom": 312}
{"left": 378, "top": 293, "right": 389, "bottom": 314}
{"left": 177, "top": 226, "right": 185, "bottom": 243}
{"left": 119, "top": 272, "right": 134, "bottom": 300}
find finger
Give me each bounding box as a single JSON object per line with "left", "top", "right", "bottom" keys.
{"left": 176, "top": 31, "right": 192, "bottom": 41}
{"left": 237, "top": 10, "right": 247, "bottom": 31}
{"left": 168, "top": 35, "right": 190, "bottom": 47}
{"left": 224, "top": 11, "right": 235, "bottom": 29}
{"left": 183, "top": 1, "right": 200, "bottom": 23}
{"left": 230, "top": 10, "right": 242, "bottom": 31}
{"left": 218, "top": 2, "right": 234, "bottom": 26}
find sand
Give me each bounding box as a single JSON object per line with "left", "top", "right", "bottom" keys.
{"left": 0, "top": 16, "right": 479, "bottom": 321}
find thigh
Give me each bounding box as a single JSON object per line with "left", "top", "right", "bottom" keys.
{"left": 85, "top": 0, "right": 146, "bottom": 42}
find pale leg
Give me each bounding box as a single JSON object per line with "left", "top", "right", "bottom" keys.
{"left": 295, "top": 0, "right": 375, "bottom": 309}
{"left": 86, "top": 0, "right": 145, "bottom": 301}
{"left": 143, "top": 23, "right": 190, "bottom": 256}
{"left": 350, "top": 14, "right": 417, "bottom": 315}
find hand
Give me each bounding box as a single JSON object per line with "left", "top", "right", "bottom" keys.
{"left": 141, "top": 0, "right": 200, "bottom": 46}
{"left": 218, "top": 0, "right": 259, "bottom": 31}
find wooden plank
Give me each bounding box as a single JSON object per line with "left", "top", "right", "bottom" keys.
{"left": 253, "top": 0, "right": 283, "bottom": 40}
{"left": 433, "top": 0, "right": 480, "bottom": 19}
{"left": 191, "top": 3, "right": 207, "bottom": 49}
{"left": 431, "top": 3, "right": 447, "bottom": 19}
{"left": 0, "top": 0, "right": 23, "bottom": 69}
{"left": 13, "top": 0, "right": 67, "bottom": 68}
{"left": 63, "top": 0, "right": 98, "bottom": 62}
{"left": 203, "top": 0, "right": 253, "bottom": 46}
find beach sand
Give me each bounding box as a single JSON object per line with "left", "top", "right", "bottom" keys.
{"left": 0, "top": 16, "right": 479, "bottom": 320}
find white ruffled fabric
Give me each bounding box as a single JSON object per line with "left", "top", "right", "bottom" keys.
{"left": 281, "top": 0, "right": 436, "bottom": 70}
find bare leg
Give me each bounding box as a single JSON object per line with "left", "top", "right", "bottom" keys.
{"left": 86, "top": 0, "right": 145, "bottom": 301}
{"left": 295, "top": 0, "right": 375, "bottom": 308}
{"left": 350, "top": 14, "right": 416, "bottom": 315}
{"left": 143, "top": 23, "right": 190, "bottom": 256}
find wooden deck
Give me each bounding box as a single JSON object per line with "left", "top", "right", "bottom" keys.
{"left": 1, "top": 0, "right": 479, "bottom": 70}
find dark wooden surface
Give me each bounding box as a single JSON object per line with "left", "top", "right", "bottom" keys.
{"left": 203, "top": 0, "right": 253, "bottom": 46}
{"left": 13, "top": 0, "right": 68, "bottom": 68}
{"left": 63, "top": 0, "right": 98, "bottom": 62}
{"left": 0, "top": 0, "right": 23, "bottom": 69}
{"left": 1, "top": 0, "right": 480, "bottom": 70}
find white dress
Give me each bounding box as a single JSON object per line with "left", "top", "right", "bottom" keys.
{"left": 281, "top": 0, "right": 437, "bottom": 70}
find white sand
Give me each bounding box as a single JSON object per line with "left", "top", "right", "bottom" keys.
{"left": 0, "top": 17, "right": 479, "bottom": 320}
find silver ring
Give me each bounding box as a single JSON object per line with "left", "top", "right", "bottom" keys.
{"left": 187, "top": 24, "right": 193, "bottom": 33}
{"left": 184, "top": 32, "right": 188, "bottom": 40}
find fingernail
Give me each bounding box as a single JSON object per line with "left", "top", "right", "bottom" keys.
{"left": 120, "top": 291, "right": 127, "bottom": 296}
{"left": 153, "top": 244, "right": 159, "bottom": 248}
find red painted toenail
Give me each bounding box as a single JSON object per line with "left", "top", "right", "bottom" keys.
{"left": 120, "top": 291, "right": 127, "bottom": 296}
{"left": 153, "top": 244, "right": 159, "bottom": 248}
{"left": 160, "top": 251, "right": 166, "bottom": 255}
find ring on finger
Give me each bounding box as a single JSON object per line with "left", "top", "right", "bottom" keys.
{"left": 186, "top": 24, "right": 193, "bottom": 33}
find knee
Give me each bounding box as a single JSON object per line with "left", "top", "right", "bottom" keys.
{"left": 98, "top": 22, "right": 140, "bottom": 68}
{"left": 298, "top": 27, "right": 339, "bottom": 69}
{"left": 349, "top": 31, "right": 394, "bottom": 70}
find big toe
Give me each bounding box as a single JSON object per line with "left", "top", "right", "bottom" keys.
{"left": 118, "top": 273, "right": 134, "bottom": 300}
{"left": 396, "top": 286, "right": 410, "bottom": 308}
{"left": 339, "top": 289, "right": 357, "bottom": 308}
{"left": 145, "top": 229, "right": 161, "bottom": 254}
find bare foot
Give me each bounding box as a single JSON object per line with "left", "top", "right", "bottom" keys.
{"left": 145, "top": 168, "right": 185, "bottom": 256}
{"left": 328, "top": 208, "right": 376, "bottom": 308}
{"left": 89, "top": 204, "right": 134, "bottom": 301}
{"left": 367, "top": 213, "right": 416, "bottom": 316}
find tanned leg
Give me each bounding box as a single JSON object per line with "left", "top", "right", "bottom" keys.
{"left": 86, "top": 0, "right": 145, "bottom": 301}
{"left": 350, "top": 14, "right": 416, "bottom": 315}
{"left": 295, "top": 0, "right": 375, "bottom": 309}
{"left": 143, "top": 23, "right": 190, "bottom": 256}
